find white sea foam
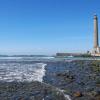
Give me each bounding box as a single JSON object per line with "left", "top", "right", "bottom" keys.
{"left": 0, "top": 63, "right": 47, "bottom": 82}
{"left": 57, "top": 89, "right": 71, "bottom": 100}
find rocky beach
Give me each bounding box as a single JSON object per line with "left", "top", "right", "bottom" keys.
{"left": 44, "top": 60, "right": 100, "bottom": 100}
{"left": 0, "top": 57, "right": 100, "bottom": 100}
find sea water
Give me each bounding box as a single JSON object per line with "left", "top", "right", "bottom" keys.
{"left": 0, "top": 57, "right": 48, "bottom": 82}
{"left": 0, "top": 56, "right": 99, "bottom": 83}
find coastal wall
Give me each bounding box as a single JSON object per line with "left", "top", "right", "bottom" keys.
{"left": 56, "top": 53, "right": 82, "bottom": 57}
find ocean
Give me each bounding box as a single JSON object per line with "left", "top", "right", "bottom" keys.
{"left": 0, "top": 56, "right": 49, "bottom": 82}
{"left": 0, "top": 56, "right": 99, "bottom": 83}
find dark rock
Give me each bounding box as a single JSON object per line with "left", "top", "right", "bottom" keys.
{"left": 78, "top": 82, "right": 85, "bottom": 86}
{"left": 56, "top": 72, "right": 75, "bottom": 80}
{"left": 73, "top": 91, "right": 82, "bottom": 97}
{"left": 95, "top": 91, "right": 100, "bottom": 97}
{"left": 30, "top": 96, "right": 35, "bottom": 100}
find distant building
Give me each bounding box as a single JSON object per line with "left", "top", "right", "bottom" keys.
{"left": 56, "top": 53, "right": 82, "bottom": 57}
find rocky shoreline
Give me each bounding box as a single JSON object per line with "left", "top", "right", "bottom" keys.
{"left": 44, "top": 60, "right": 100, "bottom": 100}
{"left": 0, "top": 81, "right": 68, "bottom": 100}
{"left": 1, "top": 60, "right": 100, "bottom": 100}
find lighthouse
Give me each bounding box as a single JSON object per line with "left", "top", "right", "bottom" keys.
{"left": 92, "top": 15, "right": 100, "bottom": 55}
{"left": 94, "top": 15, "right": 99, "bottom": 49}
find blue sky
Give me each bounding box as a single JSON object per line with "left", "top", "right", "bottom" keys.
{"left": 0, "top": 0, "right": 100, "bottom": 55}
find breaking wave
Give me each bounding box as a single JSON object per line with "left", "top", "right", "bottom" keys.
{"left": 0, "top": 62, "right": 47, "bottom": 82}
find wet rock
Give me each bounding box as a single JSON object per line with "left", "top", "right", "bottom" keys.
{"left": 44, "top": 95, "right": 53, "bottom": 100}
{"left": 73, "top": 91, "right": 82, "bottom": 97}
{"left": 93, "top": 91, "right": 100, "bottom": 98}
{"left": 78, "top": 82, "right": 85, "bottom": 86}
{"left": 56, "top": 72, "right": 75, "bottom": 80}
{"left": 31, "top": 91, "right": 41, "bottom": 96}
{"left": 30, "top": 96, "right": 35, "bottom": 100}
{"left": 88, "top": 91, "right": 97, "bottom": 97}
{"left": 0, "top": 81, "right": 67, "bottom": 100}
{"left": 67, "top": 75, "right": 74, "bottom": 80}
{"left": 85, "top": 87, "right": 94, "bottom": 92}
{"left": 96, "top": 79, "right": 100, "bottom": 87}
{"left": 87, "top": 90, "right": 100, "bottom": 99}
